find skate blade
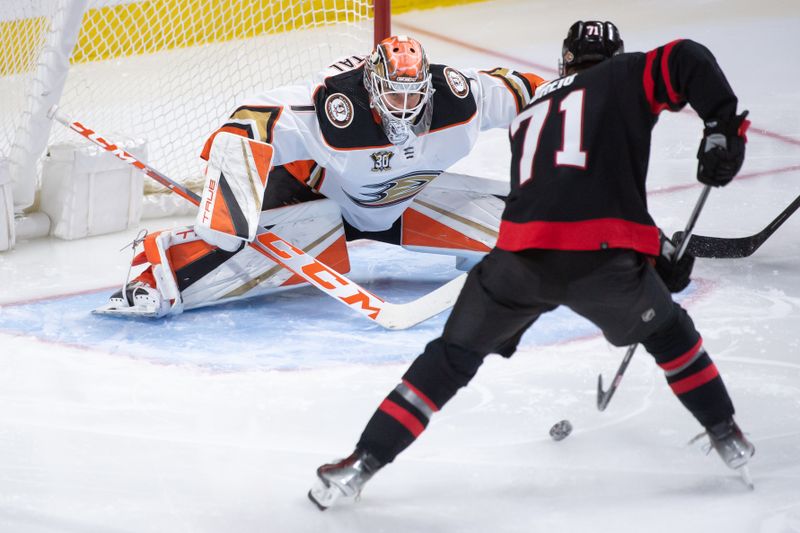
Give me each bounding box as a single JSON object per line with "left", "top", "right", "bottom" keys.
{"left": 738, "top": 465, "right": 755, "bottom": 490}
{"left": 308, "top": 478, "right": 344, "bottom": 510}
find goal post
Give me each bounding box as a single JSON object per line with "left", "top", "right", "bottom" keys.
{"left": 0, "top": 0, "right": 390, "bottom": 249}
{"left": 374, "top": 0, "right": 391, "bottom": 47}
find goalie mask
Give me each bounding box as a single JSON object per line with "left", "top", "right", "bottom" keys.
{"left": 559, "top": 20, "right": 624, "bottom": 76}
{"left": 365, "top": 35, "right": 434, "bottom": 145}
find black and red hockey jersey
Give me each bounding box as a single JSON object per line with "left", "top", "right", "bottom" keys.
{"left": 497, "top": 39, "right": 739, "bottom": 256}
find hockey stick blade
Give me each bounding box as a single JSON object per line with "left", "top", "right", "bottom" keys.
{"left": 596, "top": 343, "right": 636, "bottom": 411}
{"left": 596, "top": 374, "right": 610, "bottom": 411}
{"left": 683, "top": 234, "right": 764, "bottom": 259}
{"left": 50, "top": 106, "right": 464, "bottom": 330}
{"left": 677, "top": 191, "right": 800, "bottom": 258}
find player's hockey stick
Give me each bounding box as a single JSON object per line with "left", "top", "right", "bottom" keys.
{"left": 597, "top": 185, "right": 712, "bottom": 411}
{"left": 676, "top": 191, "right": 800, "bottom": 258}
{"left": 49, "top": 107, "right": 466, "bottom": 330}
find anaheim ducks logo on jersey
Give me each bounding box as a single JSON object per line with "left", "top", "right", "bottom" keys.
{"left": 444, "top": 67, "right": 470, "bottom": 98}
{"left": 345, "top": 171, "right": 441, "bottom": 208}
{"left": 325, "top": 93, "right": 354, "bottom": 128}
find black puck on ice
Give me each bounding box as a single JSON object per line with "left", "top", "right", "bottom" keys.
{"left": 549, "top": 419, "right": 573, "bottom": 441}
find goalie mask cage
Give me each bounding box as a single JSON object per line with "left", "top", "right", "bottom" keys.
{"left": 0, "top": 0, "right": 390, "bottom": 237}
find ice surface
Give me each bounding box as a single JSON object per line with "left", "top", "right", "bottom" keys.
{"left": 1, "top": 1, "right": 799, "bottom": 532}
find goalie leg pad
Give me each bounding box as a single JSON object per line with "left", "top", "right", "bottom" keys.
{"left": 195, "top": 131, "right": 274, "bottom": 252}
{"left": 401, "top": 186, "right": 503, "bottom": 269}
{"left": 143, "top": 199, "right": 347, "bottom": 312}
{"left": 427, "top": 171, "right": 510, "bottom": 197}
{"left": 182, "top": 199, "right": 349, "bottom": 309}
{"left": 101, "top": 200, "right": 348, "bottom": 317}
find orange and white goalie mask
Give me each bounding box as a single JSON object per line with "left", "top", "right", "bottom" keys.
{"left": 364, "top": 35, "right": 434, "bottom": 145}
{"left": 195, "top": 131, "right": 274, "bottom": 252}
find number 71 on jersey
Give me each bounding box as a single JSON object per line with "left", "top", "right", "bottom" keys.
{"left": 511, "top": 81, "right": 588, "bottom": 185}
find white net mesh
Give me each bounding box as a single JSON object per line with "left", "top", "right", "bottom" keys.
{"left": 0, "top": 1, "right": 51, "bottom": 158}
{"left": 1, "top": 0, "right": 374, "bottom": 195}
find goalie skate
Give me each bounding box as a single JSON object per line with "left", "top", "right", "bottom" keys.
{"left": 93, "top": 282, "right": 170, "bottom": 318}
{"left": 308, "top": 450, "right": 382, "bottom": 510}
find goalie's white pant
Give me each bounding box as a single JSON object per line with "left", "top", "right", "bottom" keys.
{"left": 119, "top": 178, "right": 504, "bottom": 316}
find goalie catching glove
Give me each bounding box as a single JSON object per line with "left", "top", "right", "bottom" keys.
{"left": 654, "top": 231, "right": 695, "bottom": 293}
{"left": 697, "top": 110, "right": 750, "bottom": 187}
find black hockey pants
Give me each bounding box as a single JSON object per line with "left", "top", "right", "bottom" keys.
{"left": 357, "top": 248, "right": 735, "bottom": 466}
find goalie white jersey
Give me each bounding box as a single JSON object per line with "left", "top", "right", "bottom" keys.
{"left": 201, "top": 57, "right": 545, "bottom": 232}
{"left": 100, "top": 56, "right": 545, "bottom": 320}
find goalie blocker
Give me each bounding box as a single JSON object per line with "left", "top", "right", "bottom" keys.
{"left": 194, "top": 132, "right": 274, "bottom": 252}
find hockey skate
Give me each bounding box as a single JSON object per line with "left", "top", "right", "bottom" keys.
{"left": 706, "top": 418, "right": 755, "bottom": 489}
{"left": 93, "top": 281, "right": 170, "bottom": 318}
{"left": 308, "top": 450, "right": 382, "bottom": 510}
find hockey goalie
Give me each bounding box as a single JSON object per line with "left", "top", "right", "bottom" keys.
{"left": 97, "top": 35, "right": 545, "bottom": 319}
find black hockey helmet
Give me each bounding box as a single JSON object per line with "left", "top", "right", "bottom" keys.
{"left": 560, "top": 20, "right": 624, "bottom": 76}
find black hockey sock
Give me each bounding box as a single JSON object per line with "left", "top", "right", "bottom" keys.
{"left": 666, "top": 350, "right": 734, "bottom": 428}
{"left": 643, "top": 308, "right": 734, "bottom": 427}
{"left": 357, "top": 338, "right": 486, "bottom": 465}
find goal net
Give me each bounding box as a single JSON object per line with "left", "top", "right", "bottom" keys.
{"left": 0, "top": 0, "right": 385, "bottom": 227}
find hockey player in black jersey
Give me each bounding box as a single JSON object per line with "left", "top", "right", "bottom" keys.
{"left": 309, "top": 21, "right": 753, "bottom": 509}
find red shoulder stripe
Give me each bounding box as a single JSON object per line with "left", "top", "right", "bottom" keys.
{"left": 643, "top": 40, "right": 685, "bottom": 115}
{"left": 643, "top": 50, "right": 667, "bottom": 114}
{"left": 660, "top": 39, "right": 683, "bottom": 105}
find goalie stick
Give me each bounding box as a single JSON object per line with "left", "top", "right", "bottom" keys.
{"left": 597, "top": 185, "right": 711, "bottom": 411}
{"left": 49, "top": 106, "right": 466, "bottom": 330}
{"left": 676, "top": 191, "right": 800, "bottom": 258}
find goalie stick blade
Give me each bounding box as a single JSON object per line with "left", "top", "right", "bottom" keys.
{"left": 376, "top": 273, "right": 467, "bottom": 330}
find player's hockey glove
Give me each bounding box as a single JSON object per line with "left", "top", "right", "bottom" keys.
{"left": 654, "top": 232, "right": 695, "bottom": 293}
{"left": 697, "top": 110, "right": 750, "bottom": 187}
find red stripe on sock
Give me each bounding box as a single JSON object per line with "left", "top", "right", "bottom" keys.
{"left": 658, "top": 337, "right": 703, "bottom": 372}
{"left": 379, "top": 399, "right": 424, "bottom": 437}
{"left": 669, "top": 363, "right": 720, "bottom": 395}
{"left": 402, "top": 379, "right": 439, "bottom": 412}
